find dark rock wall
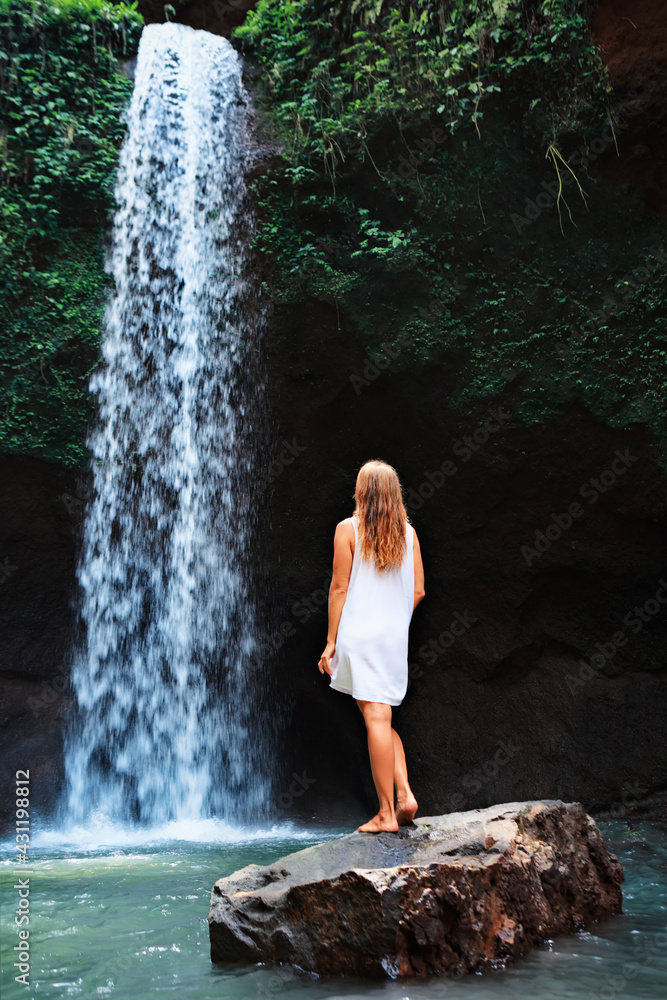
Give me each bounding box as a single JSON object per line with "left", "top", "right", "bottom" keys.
{"left": 591, "top": 0, "right": 667, "bottom": 209}
{"left": 262, "top": 343, "right": 667, "bottom": 824}
{"left": 136, "top": 0, "right": 258, "bottom": 37}
{"left": 0, "top": 458, "right": 84, "bottom": 827}
{"left": 253, "top": 0, "right": 667, "bottom": 824}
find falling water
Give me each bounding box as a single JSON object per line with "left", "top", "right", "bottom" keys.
{"left": 64, "top": 23, "right": 270, "bottom": 828}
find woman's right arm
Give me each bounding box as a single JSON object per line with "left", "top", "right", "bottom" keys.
{"left": 317, "top": 519, "right": 354, "bottom": 676}
{"left": 413, "top": 529, "right": 425, "bottom": 609}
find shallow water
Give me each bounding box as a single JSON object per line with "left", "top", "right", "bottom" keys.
{"left": 1, "top": 820, "right": 665, "bottom": 999}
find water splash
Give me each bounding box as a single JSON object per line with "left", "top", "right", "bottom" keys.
{"left": 64, "top": 23, "right": 269, "bottom": 827}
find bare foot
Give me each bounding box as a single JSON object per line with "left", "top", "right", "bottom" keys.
{"left": 358, "top": 811, "right": 399, "bottom": 834}
{"left": 396, "top": 795, "right": 418, "bottom": 826}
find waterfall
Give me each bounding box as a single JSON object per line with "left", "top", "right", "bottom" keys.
{"left": 64, "top": 23, "right": 270, "bottom": 829}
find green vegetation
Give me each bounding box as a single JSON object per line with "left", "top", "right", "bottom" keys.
{"left": 0, "top": 0, "right": 142, "bottom": 465}
{"left": 1, "top": 0, "right": 664, "bottom": 466}
{"left": 236, "top": 0, "right": 609, "bottom": 171}
{"left": 236, "top": 0, "right": 666, "bottom": 436}
{"left": 236, "top": 0, "right": 610, "bottom": 302}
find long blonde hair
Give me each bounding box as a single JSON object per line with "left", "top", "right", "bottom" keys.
{"left": 353, "top": 460, "right": 408, "bottom": 572}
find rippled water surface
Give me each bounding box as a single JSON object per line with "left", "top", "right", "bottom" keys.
{"left": 1, "top": 820, "right": 666, "bottom": 999}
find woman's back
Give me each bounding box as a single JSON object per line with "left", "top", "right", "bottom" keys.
{"left": 329, "top": 515, "right": 414, "bottom": 706}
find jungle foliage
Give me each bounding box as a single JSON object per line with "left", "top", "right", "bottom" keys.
{"left": 0, "top": 0, "right": 142, "bottom": 465}
{"left": 235, "top": 0, "right": 612, "bottom": 294}
{"left": 236, "top": 0, "right": 609, "bottom": 171}
{"left": 0, "top": 0, "right": 665, "bottom": 466}
{"left": 236, "top": 0, "right": 666, "bottom": 436}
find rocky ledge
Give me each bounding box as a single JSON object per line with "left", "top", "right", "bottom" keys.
{"left": 209, "top": 800, "right": 623, "bottom": 978}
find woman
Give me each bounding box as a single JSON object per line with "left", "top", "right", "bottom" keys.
{"left": 318, "top": 460, "right": 425, "bottom": 833}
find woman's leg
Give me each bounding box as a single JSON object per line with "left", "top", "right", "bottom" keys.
{"left": 392, "top": 729, "right": 418, "bottom": 825}
{"left": 356, "top": 700, "right": 398, "bottom": 833}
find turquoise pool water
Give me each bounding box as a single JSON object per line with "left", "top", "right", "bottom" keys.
{"left": 1, "top": 819, "right": 665, "bottom": 999}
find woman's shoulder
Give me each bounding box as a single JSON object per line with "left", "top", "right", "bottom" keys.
{"left": 334, "top": 518, "right": 356, "bottom": 553}
{"left": 336, "top": 517, "right": 356, "bottom": 533}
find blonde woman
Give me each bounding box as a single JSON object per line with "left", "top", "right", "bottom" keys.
{"left": 318, "top": 460, "right": 425, "bottom": 833}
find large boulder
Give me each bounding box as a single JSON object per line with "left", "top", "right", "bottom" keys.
{"left": 209, "top": 800, "right": 623, "bottom": 978}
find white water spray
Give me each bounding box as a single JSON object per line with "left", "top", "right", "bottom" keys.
{"left": 65, "top": 23, "right": 269, "bottom": 828}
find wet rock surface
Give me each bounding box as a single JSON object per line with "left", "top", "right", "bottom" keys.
{"left": 209, "top": 800, "right": 624, "bottom": 978}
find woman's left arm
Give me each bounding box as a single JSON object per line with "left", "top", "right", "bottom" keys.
{"left": 413, "top": 529, "right": 425, "bottom": 609}
{"left": 318, "top": 520, "right": 354, "bottom": 676}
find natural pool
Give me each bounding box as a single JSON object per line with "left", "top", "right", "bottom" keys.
{"left": 1, "top": 819, "right": 666, "bottom": 999}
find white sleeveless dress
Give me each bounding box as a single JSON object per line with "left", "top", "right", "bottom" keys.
{"left": 329, "top": 516, "right": 415, "bottom": 706}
